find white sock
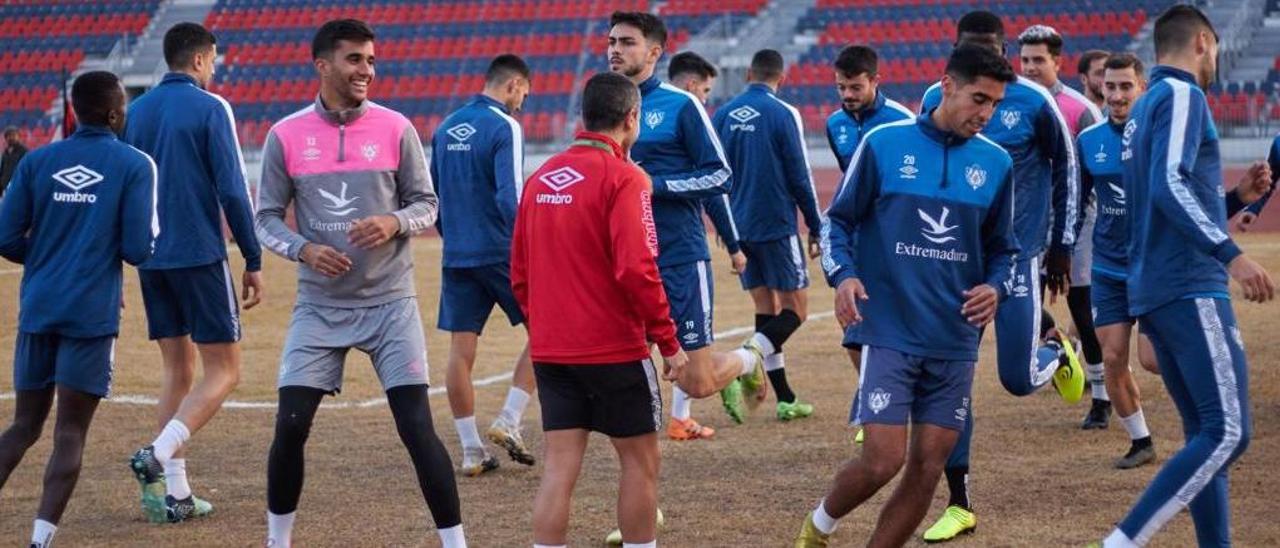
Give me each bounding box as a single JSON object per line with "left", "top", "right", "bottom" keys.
{"left": 151, "top": 420, "right": 190, "bottom": 464}
{"left": 671, "top": 386, "right": 692, "bottom": 420}
{"left": 751, "top": 332, "right": 777, "bottom": 356}
{"left": 1120, "top": 410, "right": 1151, "bottom": 441}
{"left": 437, "top": 524, "right": 467, "bottom": 548}
{"left": 31, "top": 519, "right": 56, "bottom": 548}
{"left": 267, "top": 511, "right": 295, "bottom": 547}
{"left": 811, "top": 500, "right": 838, "bottom": 534}
{"left": 164, "top": 458, "right": 192, "bottom": 500}
{"left": 1087, "top": 362, "right": 1109, "bottom": 400}
{"left": 1103, "top": 529, "right": 1139, "bottom": 548}
{"left": 455, "top": 416, "right": 482, "bottom": 450}
{"left": 764, "top": 352, "right": 785, "bottom": 372}
{"left": 732, "top": 348, "right": 758, "bottom": 376}
{"left": 623, "top": 542, "right": 657, "bottom": 548}
{"left": 497, "top": 387, "right": 531, "bottom": 426}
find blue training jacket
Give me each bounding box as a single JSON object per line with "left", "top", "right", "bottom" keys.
{"left": 123, "top": 72, "right": 260, "bottom": 271}
{"left": 0, "top": 125, "right": 157, "bottom": 338}
{"left": 1078, "top": 119, "right": 1129, "bottom": 279}
{"left": 431, "top": 94, "right": 524, "bottom": 268}
{"left": 825, "top": 91, "right": 915, "bottom": 172}
{"left": 632, "top": 76, "right": 734, "bottom": 267}
{"left": 821, "top": 114, "right": 1019, "bottom": 361}
{"left": 713, "top": 83, "right": 822, "bottom": 242}
{"left": 922, "top": 76, "right": 1080, "bottom": 257}
{"left": 1247, "top": 133, "right": 1279, "bottom": 215}
{"left": 1124, "top": 66, "right": 1242, "bottom": 316}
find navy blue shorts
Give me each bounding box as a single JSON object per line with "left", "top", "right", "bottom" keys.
{"left": 1091, "top": 271, "right": 1135, "bottom": 328}
{"left": 851, "top": 346, "right": 974, "bottom": 431}
{"left": 14, "top": 332, "right": 115, "bottom": 397}
{"left": 437, "top": 264, "right": 525, "bottom": 333}
{"left": 138, "top": 261, "right": 240, "bottom": 343}
{"left": 739, "top": 236, "right": 810, "bottom": 291}
{"left": 660, "top": 260, "right": 714, "bottom": 351}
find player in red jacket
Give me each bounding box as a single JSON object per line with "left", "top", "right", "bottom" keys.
{"left": 513, "top": 72, "right": 686, "bottom": 548}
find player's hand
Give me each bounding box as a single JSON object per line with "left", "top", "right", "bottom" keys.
{"left": 348, "top": 215, "right": 400, "bottom": 249}
{"left": 299, "top": 243, "right": 352, "bottom": 278}
{"left": 1233, "top": 161, "right": 1272, "bottom": 205}
{"left": 662, "top": 348, "right": 689, "bottom": 382}
{"left": 962, "top": 284, "right": 999, "bottom": 327}
{"left": 835, "top": 277, "right": 869, "bottom": 328}
{"left": 1234, "top": 211, "right": 1259, "bottom": 232}
{"left": 729, "top": 251, "right": 747, "bottom": 274}
{"left": 242, "top": 270, "right": 264, "bottom": 310}
{"left": 1044, "top": 248, "right": 1072, "bottom": 301}
{"left": 808, "top": 232, "right": 822, "bottom": 259}
{"left": 1228, "top": 255, "right": 1275, "bottom": 303}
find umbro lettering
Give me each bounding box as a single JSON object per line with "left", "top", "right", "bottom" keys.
{"left": 535, "top": 193, "right": 573, "bottom": 205}
{"left": 53, "top": 191, "right": 96, "bottom": 203}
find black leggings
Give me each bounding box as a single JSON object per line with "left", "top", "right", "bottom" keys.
{"left": 1067, "top": 286, "right": 1103, "bottom": 365}
{"left": 267, "top": 385, "right": 461, "bottom": 528}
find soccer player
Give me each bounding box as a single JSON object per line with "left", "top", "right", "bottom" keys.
{"left": 1, "top": 125, "right": 27, "bottom": 195}
{"left": 1077, "top": 49, "right": 1110, "bottom": 111}
{"left": 606, "top": 12, "right": 772, "bottom": 425}
{"left": 123, "top": 22, "right": 263, "bottom": 523}
{"left": 1102, "top": 6, "right": 1274, "bottom": 546}
{"left": 253, "top": 20, "right": 463, "bottom": 547}
{"left": 665, "top": 50, "right": 747, "bottom": 440}
{"left": 1017, "top": 24, "right": 1110, "bottom": 429}
{"left": 823, "top": 44, "right": 914, "bottom": 443}
{"left": 795, "top": 44, "right": 1018, "bottom": 548}
{"left": 918, "top": 11, "right": 1083, "bottom": 542}
{"left": 432, "top": 53, "right": 537, "bottom": 475}
{"left": 1079, "top": 52, "right": 1159, "bottom": 468}
{"left": 0, "top": 70, "right": 156, "bottom": 548}
{"left": 517, "top": 70, "right": 687, "bottom": 548}
{"left": 713, "top": 49, "right": 822, "bottom": 421}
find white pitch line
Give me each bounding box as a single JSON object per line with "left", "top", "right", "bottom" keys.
{"left": 0, "top": 311, "right": 837, "bottom": 410}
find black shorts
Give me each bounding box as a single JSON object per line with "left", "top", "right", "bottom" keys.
{"left": 534, "top": 360, "right": 662, "bottom": 438}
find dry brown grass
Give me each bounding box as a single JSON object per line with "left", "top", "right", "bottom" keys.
{"left": 2, "top": 234, "right": 1278, "bottom": 547}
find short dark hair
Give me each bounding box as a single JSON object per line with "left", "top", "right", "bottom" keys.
{"left": 582, "top": 72, "right": 639, "bottom": 132}
{"left": 1017, "top": 24, "right": 1063, "bottom": 57}
{"left": 3, "top": 125, "right": 17, "bottom": 136}
{"left": 71, "top": 71, "right": 123, "bottom": 126}
{"left": 486, "top": 54, "right": 530, "bottom": 86}
{"left": 834, "top": 45, "right": 878, "bottom": 78}
{"left": 610, "top": 11, "right": 667, "bottom": 48}
{"left": 749, "top": 49, "right": 785, "bottom": 82}
{"left": 1153, "top": 4, "right": 1218, "bottom": 58}
{"left": 312, "top": 19, "right": 375, "bottom": 60}
{"left": 946, "top": 43, "right": 1016, "bottom": 85}
{"left": 1077, "top": 49, "right": 1110, "bottom": 75}
{"left": 163, "top": 22, "right": 217, "bottom": 69}
{"left": 1104, "top": 52, "right": 1145, "bottom": 75}
{"left": 957, "top": 10, "right": 1004, "bottom": 40}
{"left": 668, "top": 51, "right": 717, "bottom": 82}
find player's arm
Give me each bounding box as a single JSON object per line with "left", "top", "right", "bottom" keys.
{"left": 821, "top": 141, "right": 880, "bottom": 288}
{"left": 492, "top": 119, "right": 524, "bottom": 228}
{"left": 0, "top": 157, "right": 33, "bottom": 263}
{"left": 648, "top": 100, "right": 732, "bottom": 199}
{"left": 779, "top": 108, "right": 823, "bottom": 235}
{"left": 1077, "top": 138, "right": 1095, "bottom": 213}
{"left": 121, "top": 155, "right": 158, "bottom": 266}
{"left": 611, "top": 168, "right": 681, "bottom": 358}
{"left": 981, "top": 170, "right": 1020, "bottom": 300}
{"left": 254, "top": 131, "right": 309, "bottom": 261}
{"left": 1147, "top": 92, "right": 1241, "bottom": 264}
{"left": 1043, "top": 99, "right": 1082, "bottom": 253}
{"left": 702, "top": 195, "right": 741, "bottom": 254}
{"left": 429, "top": 134, "right": 445, "bottom": 234}
{"left": 389, "top": 124, "right": 438, "bottom": 236}
{"left": 826, "top": 121, "right": 850, "bottom": 173}
{"left": 1241, "top": 139, "right": 1278, "bottom": 216}
{"left": 205, "top": 101, "right": 262, "bottom": 272}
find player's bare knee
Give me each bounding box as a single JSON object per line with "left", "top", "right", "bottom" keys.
{"left": 862, "top": 454, "right": 905, "bottom": 485}
{"left": 1138, "top": 355, "right": 1160, "bottom": 374}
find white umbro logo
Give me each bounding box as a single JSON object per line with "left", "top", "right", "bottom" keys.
{"left": 446, "top": 123, "right": 476, "bottom": 141}
{"left": 728, "top": 106, "right": 760, "bottom": 123}
{"left": 539, "top": 166, "right": 585, "bottom": 192}
{"left": 53, "top": 165, "right": 104, "bottom": 191}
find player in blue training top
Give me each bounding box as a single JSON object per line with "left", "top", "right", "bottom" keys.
{"left": 121, "top": 23, "right": 264, "bottom": 523}
{"left": 665, "top": 50, "right": 747, "bottom": 441}
{"left": 796, "top": 44, "right": 1018, "bottom": 548}
{"left": 432, "top": 54, "right": 538, "bottom": 477}
{"left": 714, "top": 49, "right": 823, "bottom": 423}
{"left": 0, "top": 71, "right": 157, "bottom": 548}
{"left": 1102, "top": 6, "right": 1275, "bottom": 546}
{"left": 1233, "top": 131, "right": 1278, "bottom": 232}
{"left": 916, "top": 11, "right": 1084, "bottom": 541}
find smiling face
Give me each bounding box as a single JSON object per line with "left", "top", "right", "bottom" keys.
{"left": 1103, "top": 66, "right": 1145, "bottom": 124}
{"left": 939, "top": 74, "right": 1007, "bottom": 138}
{"left": 607, "top": 23, "right": 660, "bottom": 82}
{"left": 1019, "top": 43, "right": 1060, "bottom": 89}
{"left": 835, "top": 71, "right": 878, "bottom": 113}
{"left": 316, "top": 39, "right": 375, "bottom": 109}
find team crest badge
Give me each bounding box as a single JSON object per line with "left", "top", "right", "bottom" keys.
{"left": 361, "top": 142, "right": 379, "bottom": 162}
{"left": 965, "top": 164, "right": 987, "bottom": 190}
{"left": 644, "top": 110, "right": 665, "bottom": 129}
{"left": 1000, "top": 109, "right": 1021, "bottom": 129}
{"left": 867, "top": 388, "right": 892, "bottom": 415}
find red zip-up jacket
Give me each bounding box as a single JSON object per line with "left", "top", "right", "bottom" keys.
{"left": 511, "top": 131, "right": 680, "bottom": 364}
